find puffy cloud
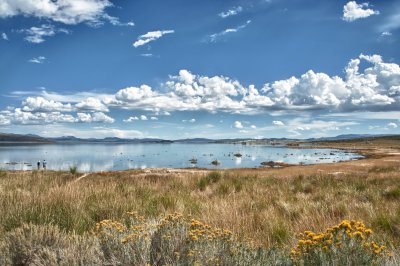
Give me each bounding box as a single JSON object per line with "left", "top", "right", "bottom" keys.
{"left": 76, "top": 112, "right": 114, "bottom": 123}
{"left": 242, "top": 85, "right": 274, "bottom": 107}
{"left": 233, "top": 121, "right": 243, "bottom": 129}
{"left": 342, "top": 1, "right": 379, "bottom": 22}
{"left": 5, "top": 54, "right": 400, "bottom": 120}
{"left": 163, "top": 70, "right": 248, "bottom": 113}
{"left": 208, "top": 20, "right": 251, "bottom": 42}
{"left": 28, "top": 56, "right": 46, "bottom": 64}
{"left": 150, "top": 116, "right": 158, "bottom": 120}
{"left": 115, "top": 85, "right": 156, "bottom": 102}
{"left": 182, "top": 118, "right": 196, "bottom": 123}
{"left": 89, "top": 112, "right": 114, "bottom": 123}
{"left": 22, "top": 97, "right": 73, "bottom": 112}
{"left": 76, "top": 112, "right": 92, "bottom": 123}
{"left": 20, "top": 24, "right": 69, "bottom": 43}
{"left": 178, "top": 69, "right": 195, "bottom": 85}
{"left": 133, "top": 30, "right": 174, "bottom": 48}
{"left": 218, "top": 6, "right": 243, "bottom": 18}
{"left": 140, "top": 115, "right": 148, "bottom": 120}
{"left": 272, "top": 120, "right": 284, "bottom": 126}
{"left": 0, "top": 114, "right": 10, "bottom": 125}
{"left": 264, "top": 72, "right": 347, "bottom": 108}
{"left": 1, "top": 32, "right": 8, "bottom": 40}
{"left": 0, "top": 0, "right": 118, "bottom": 26}
{"left": 2, "top": 108, "right": 114, "bottom": 125}
{"left": 263, "top": 54, "right": 399, "bottom": 111}
{"left": 250, "top": 125, "right": 257, "bottom": 129}
{"left": 1, "top": 108, "right": 76, "bottom": 125}
{"left": 387, "top": 122, "right": 398, "bottom": 129}
{"left": 123, "top": 116, "right": 139, "bottom": 122}
{"left": 171, "top": 71, "right": 243, "bottom": 98}
{"left": 75, "top": 97, "right": 109, "bottom": 112}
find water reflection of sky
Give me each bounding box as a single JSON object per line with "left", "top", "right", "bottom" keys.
{"left": 0, "top": 144, "right": 363, "bottom": 172}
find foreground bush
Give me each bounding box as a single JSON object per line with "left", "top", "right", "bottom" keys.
{"left": 95, "top": 212, "right": 290, "bottom": 265}
{"left": 291, "top": 220, "right": 393, "bottom": 265}
{"left": 0, "top": 224, "right": 103, "bottom": 265}
{"left": 0, "top": 215, "right": 396, "bottom": 265}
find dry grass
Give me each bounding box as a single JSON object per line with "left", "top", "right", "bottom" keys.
{"left": 0, "top": 137, "right": 399, "bottom": 264}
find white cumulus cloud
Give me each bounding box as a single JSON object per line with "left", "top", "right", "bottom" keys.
{"left": 0, "top": 0, "right": 127, "bottom": 26}
{"left": 76, "top": 112, "right": 114, "bottom": 123}
{"left": 4, "top": 54, "right": 400, "bottom": 125}
{"left": 123, "top": 116, "right": 139, "bottom": 122}
{"left": 234, "top": 121, "right": 243, "bottom": 129}
{"left": 342, "top": 1, "right": 379, "bottom": 22}
{"left": 75, "top": 97, "right": 109, "bottom": 112}
{"left": 22, "top": 97, "right": 73, "bottom": 112}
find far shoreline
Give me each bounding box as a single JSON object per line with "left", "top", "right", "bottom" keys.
{"left": 1, "top": 135, "right": 399, "bottom": 172}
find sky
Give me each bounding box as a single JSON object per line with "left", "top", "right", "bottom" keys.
{"left": 0, "top": 0, "right": 399, "bottom": 139}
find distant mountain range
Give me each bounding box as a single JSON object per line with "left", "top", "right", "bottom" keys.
{"left": 0, "top": 133, "right": 398, "bottom": 144}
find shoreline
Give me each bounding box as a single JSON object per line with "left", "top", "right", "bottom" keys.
{"left": 1, "top": 142, "right": 398, "bottom": 175}
{"left": 2, "top": 140, "right": 397, "bottom": 173}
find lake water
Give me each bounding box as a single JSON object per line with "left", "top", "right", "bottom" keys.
{"left": 0, "top": 143, "right": 363, "bottom": 172}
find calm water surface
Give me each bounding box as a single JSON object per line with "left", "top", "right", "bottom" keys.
{"left": 0, "top": 143, "right": 363, "bottom": 172}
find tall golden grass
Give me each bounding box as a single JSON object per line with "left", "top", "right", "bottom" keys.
{"left": 0, "top": 158, "right": 399, "bottom": 248}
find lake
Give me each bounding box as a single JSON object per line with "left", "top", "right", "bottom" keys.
{"left": 0, "top": 143, "right": 363, "bottom": 172}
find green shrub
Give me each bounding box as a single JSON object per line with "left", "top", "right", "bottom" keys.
{"left": 207, "top": 171, "right": 221, "bottom": 183}
{"left": 197, "top": 172, "right": 222, "bottom": 191}
{"left": 69, "top": 165, "right": 78, "bottom": 175}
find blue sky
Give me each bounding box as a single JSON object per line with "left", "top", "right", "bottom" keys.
{"left": 0, "top": 0, "right": 399, "bottom": 139}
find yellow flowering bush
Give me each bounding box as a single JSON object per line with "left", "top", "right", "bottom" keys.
{"left": 94, "top": 212, "right": 155, "bottom": 265}
{"left": 94, "top": 212, "right": 290, "bottom": 265}
{"left": 291, "top": 220, "right": 393, "bottom": 265}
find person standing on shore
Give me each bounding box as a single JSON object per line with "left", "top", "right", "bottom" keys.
{"left": 43, "top": 160, "right": 47, "bottom": 170}
{"left": 37, "top": 160, "right": 41, "bottom": 170}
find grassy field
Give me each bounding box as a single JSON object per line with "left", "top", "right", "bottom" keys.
{"left": 0, "top": 137, "right": 399, "bottom": 265}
